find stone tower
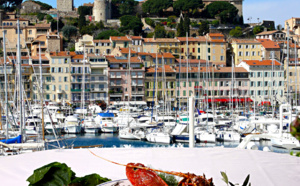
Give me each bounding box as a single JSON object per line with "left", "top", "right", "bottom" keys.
{"left": 93, "top": 0, "right": 111, "bottom": 23}
{"left": 57, "top": 0, "right": 74, "bottom": 12}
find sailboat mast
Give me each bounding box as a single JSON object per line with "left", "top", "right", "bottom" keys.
{"left": 82, "top": 46, "right": 86, "bottom": 120}
{"left": 3, "top": 30, "right": 8, "bottom": 139}
{"left": 17, "top": 18, "right": 23, "bottom": 142}
{"left": 155, "top": 52, "right": 158, "bottom": 106}
{"left": 286, "top": 23, "right": 290, "bottom": 106}
{"left": 186, "top": 32, "right": 189, "bottom": 111}
{"left": 39, "top": 44, "right": 45, "bottom": 141}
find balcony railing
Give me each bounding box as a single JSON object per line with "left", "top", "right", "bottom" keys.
{"left": 91, "top": 88, "right": 107, "bottom": 92}
{"left": 71, "top": 89, "right": 90, "bottom": 92}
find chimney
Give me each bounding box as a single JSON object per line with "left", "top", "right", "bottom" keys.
{"left": 67, "top": 51, "right": 70, "bottom": 55}
{"left": 264, "top": 27, "right": 267, "bottom": 32}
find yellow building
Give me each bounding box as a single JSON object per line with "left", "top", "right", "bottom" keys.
{"left": 231, "top": 39, "right": 261, "bottom": 65}
{"left": 178, "top": 33, "right": 227, "bottom": 66}
{"left": 143, "top": 38, "right": 180, "bottom": 57}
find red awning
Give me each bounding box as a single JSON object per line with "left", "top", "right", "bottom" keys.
{"left": 204, "top": 98, "right": 253, "bottom": 103}
{"left": 258, "top": 101, "right": 271, "bottom": 106}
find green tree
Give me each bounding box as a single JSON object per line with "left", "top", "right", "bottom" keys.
{"left": 142, "top": 0, "right": 173, "bottom": 17}
{"left": 167, "top": 31, "right": 175, "bottom": 38}
{"left": 174, "top": 0, "right": 204, "bottom": 16}
{"left": 78, "top": 14, "right": 87, "bottom": 30}
{"left": 119, "top": 15, "right": 143, "bottom": 35}
{"left": 37, "top": 12, "right": 47, "bottom": 21}
{"left": 119, "top": 0, "right": 138, "bottom": 15}
{"left": 229, "top": 26, "right": 243, "bottom": 37}
{"left": 80, "top": 23, "right": 97, "bottom": 35}
{"left": 96, "top": 21, "right": 105, "bottom": 30}
{"left": 31, "top": 1, "right": 52, "bottom": 10}
{"left": 183, "top": 16, "right": 190, "bottom": 36}
{"left": 0, "top": 0, "right": 22, "bottom": 10}
{"left": 146, "top": 32, "right": 155, "bottom": 38}
{"left": 78, "top": 6, "right": 92, "bottom": 16}
{"left": 95, "top": 30, "right": 125, "bottom": 40}
{"left": 253, "top": 25, "right": 264, "bottom": 35}
{"left": 204, "top": 1, "right": 238, "bottom": 24}
{"left": 177, "top": 17, "right": 185, "bottom": 37}
{"left": 154, "top": 24, "right": 167, "bottom": 38}
{"left": 198, "top": 21, "right": 209, "bottom": 36}
{"left": 62, "top": 25, "right": 77, "bottom": 40}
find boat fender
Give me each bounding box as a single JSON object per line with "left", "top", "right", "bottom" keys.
{"left": 105, "top": 124, "right": 107, "bottom": 126}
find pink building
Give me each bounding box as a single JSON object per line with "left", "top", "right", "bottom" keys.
{"left": 107, "top": 56, "right": 145, "bottom": 104}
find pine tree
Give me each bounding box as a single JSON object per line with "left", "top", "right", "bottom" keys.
{"left": 183, "top": 16, "right": 190, "bottom": 36}
{"left": 177, "top": 17, "right": 184, "bottom": 37}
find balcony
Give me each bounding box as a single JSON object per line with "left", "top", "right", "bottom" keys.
{"left": 110, "top": 83, "right": 122, "bottom": 87}
{"left": 132, "top": 91, "right": 144, "bottom": 95}
{"left": 91, "top": 88, "right": 108, "bottom": 92}
{"left": 71, "top": 89, "right": 90, "bottom": 92}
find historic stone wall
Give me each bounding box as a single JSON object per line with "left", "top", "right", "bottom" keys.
{"left": 57, "top": 0, "right": 74, "bottom": 12}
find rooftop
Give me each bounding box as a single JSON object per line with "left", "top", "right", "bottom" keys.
{"left": 110, "top": 36, "right": 131, "bottom": 41}
{"left": 241, "top": 60, "right": 281, "bottom": 66}
{"left": 257, "top": 39, "right": 280, "bottom": 49}
{"left": 231, "top": 39, "right": 260, "bottom": 44}
{"left": 146, "top": 65, "right": 175, "bottom": 73}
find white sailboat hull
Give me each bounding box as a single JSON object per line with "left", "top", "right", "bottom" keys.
{"left": 146, "top": 133, "right": 172, "bottom": 144}
{"left": 64, "top": 126, "right": 82, "bottom": 134}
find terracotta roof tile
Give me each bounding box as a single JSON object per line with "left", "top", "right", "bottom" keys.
{"left": 176, "top": 59, "right": 207, "bottom": 64}
{"left": 175, "top": 66, "right": 247, "bottom": 73}
{"left": 257, "top": 39, "right": 280, "bottom": 49}
{"left": 119, "top": 48, "right": 137, "bottom": 54}
{"left": 137, "top": 52, "right": 152, "bottom": 56}
{"left": 130, "top": 36, "right": 143, "bottom": 40}
{"left": 256, "top": 30, "right": 281, "bottom": 36}
{"left": 241, "top": 60, "right": 281, "bottom": 66}
{"left": 177, "top": 37, "right": 206, "bottom": 42}
{"left": 35, "top": 23, "right": 51, "bottom": 28}
{"left": 144, "top": 38, "right": 179, "bottom": 43}
{"left": 3, "top": 18, "right": 29, "bottom": 21}
{"left": 231, "top": 39, "right": 260, "bottom": 44}
{"left": 31, "top": 56, "right": 49, "bottom": 60}
{"left": 208, "top": 33, "right": 224, "bottom": 37}
{"left": 50, "top": 51, "right": 73, "bottom": 57}
{"left": 93, "top": 39, "right": 110, "bottom": 43}
{"left": 146, "top": 65, "right": 176, "bottom": 73}
{"left": 110, "top": 36, "right": 131, "bottom": 41}
{"left": 106, "top": 56, "right": 142, "bottom": 63}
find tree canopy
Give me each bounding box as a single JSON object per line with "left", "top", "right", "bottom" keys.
{"left": 154, "top": 24, "right": 166, "bottom": 38}
{"left": 62, "top": 25, "right": 77, "bottom": 40}
{"left": 204, "top": 1, "right": 238, "bottom": 24}
{"left": 253, "top": 25, "right": 264, "bottom": 35}
{"left": 95, "top": 30, "right": 125, "bottom": 40}
{"left": 0, "top": 0, "right": 22, "bottom": 10}
{"left": 198, "top": 21, "right": 209, "bottom": 36}
{"left": 111, "top": 0, "right": 138, "bottom": 18}
{"left": 229, "top": 26, "right": 243, "bottom": 37}
{"left": 142, "top": 0, "right": 173, "bottom": 17}
{"left": 173, "top": 0, "right": 204, "bottom": 15}
{"left": 119, "top": 15, "right": 143, "bottom": 35}
{"left": 31, "top": 0, "right": 52, "bottom": 10}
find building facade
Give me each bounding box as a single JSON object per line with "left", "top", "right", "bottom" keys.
{"left": 231, "top": 39, "right": 262, "bottom": 65}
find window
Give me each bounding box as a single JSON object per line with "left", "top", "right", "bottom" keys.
{"left": 52, "top": 77, "right": 55, "bottom": 81}
{"left": 59, "top": 77, "right": 62, "bottom": 82}
{"left": 65, "top": 67, "right": 69, "bottom": 73}
{"left": 58, "top": 67, "right": 62, "bottom": 73}
{"left": 64, "top": 77, "right": 68, "bottom": 82}
{"left": 51, "top": 67, "right": 55, "bottom": 73}
{"left": 183, "top": 90, "right": 186, "bottom": 96}
{"left": 189, "top": 91, "right": 193, "bottom": 96}
{"left": 251, "top": 90, "right": 254, "bottom": 95}
{"left": 52, "top": 85, "right": 56, "bottom": 91}
{"left": 58, "top": 59, "right": 62, "bottom": 64}
{"left": 220, "top": 81, "right": 223, "bottom": 86}
{"left": 29, "top": 30, "right": 32, "bottom": 35}
{"left": 258, "top": 81, "right": 261, "bottom": 86}
{"left": 245, "top": 51, "right": 249, "bottom": 56}
{"left": 65, "top": 85, "right": 68, "bottom": 91}
{"left": 257, "top": 90, "right": 261, "bottom": 96}
{"left": 189, "top": 82, "right": 192, "bottom": 87}
{"left": 252, "top": 51, "right": 255, "bottom": 56}
{"left": 220, "top": 56, "right": 224, "bottom": 61}
{"left": 238, "top": 45, "right": 242, "bottom": 49}
{"left": 245, "top": 45, "right": 249, "bottom": 49}
{"left": 183, "top": 82, "right": 186, "bottom": 87}
{"left": 213, "top": 49, "right": 215, "bottom": 54}
{"left": 265, "top": 81, "right": 268, "bottom": 86}
{"left": 238, "top": 52, "right": 242, "bottom": 56}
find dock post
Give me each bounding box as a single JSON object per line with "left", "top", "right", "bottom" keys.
{"left": 189, "top": 97, "right": 195, "bottom": 148}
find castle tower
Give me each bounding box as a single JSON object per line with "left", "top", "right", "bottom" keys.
{"left": 57, "top": 0, "right": 74, "bottom": 12}
{"left": 93, "top": 0, "right": 111, "bottom": 22}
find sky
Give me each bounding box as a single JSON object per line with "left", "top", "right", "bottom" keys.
{"left": 43, "top": 0, "right": 298, "bottom": 26}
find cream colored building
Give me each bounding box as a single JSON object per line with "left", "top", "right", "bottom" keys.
{"left": 231, "top": 39, "right": 261, "bottom": 65}
{"left": 46, "top": 51, "right": 72, "bottom": 103}
{"left": 143, "top": 38, "right": 180, "bottom": 57}
{"left": 285, "top": 17, "right": 300, "bottom": 35}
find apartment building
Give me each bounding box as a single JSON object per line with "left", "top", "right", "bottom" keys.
{"left": 143, "top": 38, "right": 180, "bottom": 57}
{"left": 110, "top": 36, "right": 131, "bottom": 49}
{"left": 75, "top": 34, "right": 95, "bottom": 53}
{"left": 145, "top": 65, "right": 176, "bottom": 107}
{"left": 46, "top": 51, "right": 72, "bottom": 103}
{"left": 30, "top": 33, "right": 63, "bottom": 56}
{"left": 70, "top": 53, "right": 91, "bottom": 104}
{"left": 88, "top": 54, "right": 109, "bottom": 104}
{"left": 256, "top": 30, "right": 286, "bottom": 42}
{"left": 128, "top": 36, "right": 143, "bottom": 53}
{"left": 231, "top": 39, "right": 262, "bottom": 65}
{"left": 238, "top": 60, "right": 285, "bottom": 104}
{"left": 285, "top": 17, "right": 300, "bottom": 35}
{"left": 284, "top": 58, "right": 300, "bottom": 105}
{"left": 107, "top": 56, "right": 145, "bottom": 104}
{"left": 257, "top": 39, "right": 281, "bottom": 61}
{"left": 175, "top": 66, "right": 250, "bottom": 108}
{"left": 177, "top": 37, "right": 205, "bottom": 59}
{"left": 0, "top": 18, "right": 51, "bottom": 56}
{"left": 111, "top": 47, "right": 137, "bottom": 58}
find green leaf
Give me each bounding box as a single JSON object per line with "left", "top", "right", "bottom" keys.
{"left": 229, "top": 182, "right": 235, "bottom": 186}
{"left": 71, "top": 173, "right": 111, "bottom": 186}
{"left": 242, "top": 175, "right": 250, "bottom": 186}
{"left": 221, "top": 171, "right": 229, "bottom": 184}
{"left": 27, "top": 162, "right": 75, "bottom": 186}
